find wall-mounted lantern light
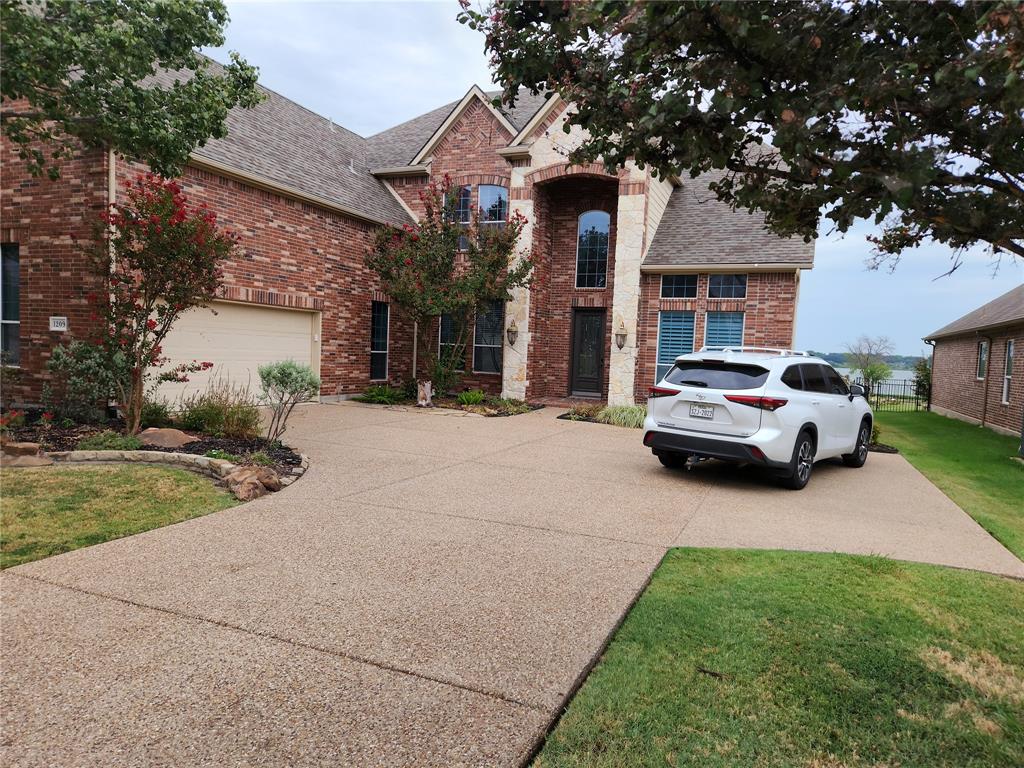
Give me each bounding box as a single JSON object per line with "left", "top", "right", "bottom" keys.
{"left": 506, "top": 318, "right": 519, "bottom": 347}
{"left": 614, "top": 319, "right": 628, "bottom": 350}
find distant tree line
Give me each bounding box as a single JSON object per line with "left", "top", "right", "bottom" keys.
{"left": 808, "top": 351, "right": 927, "bottom": 371}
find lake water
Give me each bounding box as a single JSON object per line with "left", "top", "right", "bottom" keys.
{"left": 835, "top": 367, "right": 916, "bottom": 382}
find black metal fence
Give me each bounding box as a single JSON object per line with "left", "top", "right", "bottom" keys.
{"left": 851, "top": 377, "right": 927, "bottom": 413}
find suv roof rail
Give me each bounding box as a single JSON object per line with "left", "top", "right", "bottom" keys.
{"left": 698, "top": 346, "right": 811, "bottom": 357}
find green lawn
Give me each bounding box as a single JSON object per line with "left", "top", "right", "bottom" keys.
{"left": 535, "top": 549, "right": 1024, "bottom": 768}
{"left": 1, "top": 465, "right": 236, "bottom": 569}
{"left": 877, "top": 411, "right": 1024, "bottom": 560}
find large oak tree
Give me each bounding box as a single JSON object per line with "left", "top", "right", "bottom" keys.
{"left": 1, "top": 0, "right": 261, "bottom": 179}
{"left": 460, "top": 1, "right": 1024, "bottom": 266}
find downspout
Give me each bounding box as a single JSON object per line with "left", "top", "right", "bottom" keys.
{"left": 924, "top": 339, "right": 935, "bottom": 411}
{"left": 980, "top": 333, "right": 993, "bottom": 428}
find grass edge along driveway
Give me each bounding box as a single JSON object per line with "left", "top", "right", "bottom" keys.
{"left": 1, "top": 464, "right": 237, "bottom": 569}
{"left": 877, "top": 411, "right": 1024, "bottom": 561}
{"left": 534, "top": 548, "right": 1024, "bottom": 768}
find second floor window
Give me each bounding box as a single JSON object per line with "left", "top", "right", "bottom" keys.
{"left": 451, "top": 185, "right": 472, "bottom": 251}
{"left": 576, "top": 210, "right": 610, "bottom": 289}
{"left": 478, "top": 185, "right": 508, "bottom": 232}
{"left": 708, "top": 274, "right": 747, "bottom": 299}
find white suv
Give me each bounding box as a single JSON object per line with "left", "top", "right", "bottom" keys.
{"left": 642, "top": 347, "right": 873, "bottom": 490}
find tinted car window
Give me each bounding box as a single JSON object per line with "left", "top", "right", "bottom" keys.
{"left": 823, "top": 366, "right": 849, "bottom": 395}
{"left": 665, "top": 362, "right": 769, "bottom": 390}
{"left": 781, "top": 365, "right": 804, "bottom": 390}
{"left": 800, "top": 364, "right": 830, "bottom": 394}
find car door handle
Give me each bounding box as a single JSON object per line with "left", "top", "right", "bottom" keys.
{"left": 811, "top": 400, "right": 820, "bottom": 405}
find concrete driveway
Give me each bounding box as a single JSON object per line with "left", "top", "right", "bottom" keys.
{"left": 3, "top": 403, "right": 1021, "bottom": 766}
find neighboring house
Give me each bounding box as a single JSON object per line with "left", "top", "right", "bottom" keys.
{"left": 924, "top": 283, "right": 1023, "bottom": 436}
{"left": 1, "top": 77, "right": 813, "bottom": 407}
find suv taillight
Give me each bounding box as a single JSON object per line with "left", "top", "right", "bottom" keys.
{"left": 648, "top": 386, "right": 679, "bottom": 399}
{"left": 724, "top": 394, "right": 788, "bottom": 411}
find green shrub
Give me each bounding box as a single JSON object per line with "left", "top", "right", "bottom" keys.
{"left": 565, "top": 402, "right": 602, "bottom": 421}
{"left": 457, "top": 389, "right": 486, "bottom": 406}
{"left": 596, "top": 404, "right": 647, "bottom": 429}
{"left": 204, "top": 449, "right": 242, "bottom": 463}
{"left": 355, "top": 385, "right": 407, "bottom": 404}
{"left": 77, "top": 430, "right": 142, "bottom": 450}
{"left": 258, "top": 360, "right": 320, "bottom": 442}
{"left": 871, "top": 423, "right": 882, "bottom": 445}
{"left": 43, "top": 341, "right": 126, "bottom": 424}
{"left": 247, "top": 450, "right": 274, "bottom": 466}
{"left": 176, "top": 378, "right": 261, "bottom": 439}
{"left": 140, "top": 398, "right": 172, "bottom": 429}
{"left": 488, "top": 397, "right": 531, "bottom": 415}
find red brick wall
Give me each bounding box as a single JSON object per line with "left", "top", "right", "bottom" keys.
{"left": 931, "top": 326, "right": 1022, "bottom": 434}
{"left": 119, "top": 162, "right": 415, "bottom": 399}
{"left": 526, "top": 178, "right": 619, "bottom": 400}
{"left": 1, "top": 133, "right": 416, "bottom": 403}
{"left": 1, "top": 125, "right": 108, "bottom": 403}
{"left": 634, "top": 271, "right": 799, "bottom": 400}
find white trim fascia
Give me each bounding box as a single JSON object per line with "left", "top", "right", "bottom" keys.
{"left": 188, "top": 156, "right": 395, "bottom": 227}
{"left": 370, "top": 164, "right": 430, "bottom": 177}
{"left": 641, "top": 262, "right": 812, "bottom": 274}
{"left": 382, "top": 179, "right": 420, "bottom": 223}
{"left": 508, "top": 94, "right": 563, "bottom": 146}
{"left": 411, "top": 86, "right": 518, "bottom": 166}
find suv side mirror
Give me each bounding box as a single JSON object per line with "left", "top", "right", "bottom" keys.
{"left": 849, "top": 384, "right": 866, "bottom": 398}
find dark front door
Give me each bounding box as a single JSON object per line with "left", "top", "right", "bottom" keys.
{"left": 570, "top": 309, "right": 605, "bottom": 396}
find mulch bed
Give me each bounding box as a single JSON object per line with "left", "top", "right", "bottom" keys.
{"left": 8, "top": 422, "right": 303, "bottom": 477}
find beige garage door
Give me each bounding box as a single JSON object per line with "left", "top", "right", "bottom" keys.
{"left": 157, "top": 301, "right": 321, "bottom": 404}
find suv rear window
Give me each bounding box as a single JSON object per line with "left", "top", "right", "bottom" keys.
{"left": 665, "top": 362, "right": 770, "bottom": 390}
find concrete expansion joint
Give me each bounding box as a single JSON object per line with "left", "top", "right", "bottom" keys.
{"left": 6, "top": 571, "right": 550, "bottom": 714}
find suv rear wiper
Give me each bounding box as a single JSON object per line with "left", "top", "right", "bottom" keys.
{"left": 677, "top": 379, "right": 708, "bottom": 387}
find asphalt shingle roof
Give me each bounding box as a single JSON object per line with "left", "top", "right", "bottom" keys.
{"left": 366, "top": 89, "right": 550, "bottom": 168}
{"left": 643, "top": 170, "right": 815, "bottom": 268}
{"left": 925, "top": 283, "right": 1024, "bottom": 340}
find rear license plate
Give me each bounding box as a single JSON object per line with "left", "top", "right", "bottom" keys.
{"left": 689, "top": 403, "right": 714, "bottom": 419}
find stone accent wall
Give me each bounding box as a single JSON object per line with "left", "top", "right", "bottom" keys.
{"left": 1, "top": 123, "right": 108, "bottom": 403}
{"left": 931, "top": 326, "right": 1022, "bottom": 435}
{"left": 634, "top": 270, "right": 800, "bottom": 400}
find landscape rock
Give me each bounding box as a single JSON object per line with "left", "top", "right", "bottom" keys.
{"left": 138, "top": 428, "right": 200, "bottom": 449}
{"left": 2, "top": 441, "right": 42, "bottom": 457}
{"left": 231, "top": 478, "right": 268, "bottom": 501}
{"left": 225, "top": 465, "right": 282, "bottom": 500}
{"left": 1, "top": 453, "right": 54, "bottom": 468}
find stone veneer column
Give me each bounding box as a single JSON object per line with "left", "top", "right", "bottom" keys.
{"left": 502, "top": 167, "right": 532, "bottom": 400}
{"left": 608, "top": 180, "right": 646, "bottom": 406}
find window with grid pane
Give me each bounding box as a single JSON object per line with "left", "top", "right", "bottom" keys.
{"left": 370, "top": 301, "right": 388, "bottom": 380}
{"left": 450, "top": 185, "right": 472, "bottom": 251}
{"left": 661, "top": 274, "right": 697, "bottom": 298}
{"left": 1, "top": 244, "right": 19, "bottom": 365}
{"left": 704, "top": 311, "right": 744, "bottom": 348}
{"left": 655, "top": 311, "right": 694, "bottom": 382}
{"left": 977, "top": 340, "right": 988, "bottom": 379}
{"left": 708, "top": 274, "right": 747, "bottom": 299}
{"left": 575, "top": 210, "right": 610, "bottom": 288}
{"left": 438, "top": 312, "right": 465, "bottom": 371}
{"left": 478, "top": 185, "right": 507, "bottom": 230}
{"left": 473, "top": 301, "right": 503, "bottom": 373}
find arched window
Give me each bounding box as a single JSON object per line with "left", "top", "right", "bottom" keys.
{"left": 575, "top": 210, "right": 610, "bottom": 288}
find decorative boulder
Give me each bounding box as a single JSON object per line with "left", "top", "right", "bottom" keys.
{"left": 225, "top": 465, "right": 282, "bottom": 500}
{"left": 1, "top": 441, "right": 53, "bottom": 467}
{"left": 139, "top": 428, "right": 200, "bottom": 449}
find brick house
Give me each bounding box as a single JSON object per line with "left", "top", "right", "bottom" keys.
{"left": 925, "top": 283, "right": 1023, "bottom": 437}
{"left": 1, "top": 80, "right": 813, "bottom": 407}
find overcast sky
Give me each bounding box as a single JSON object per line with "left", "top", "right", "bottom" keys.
{"left": 208, "top": 0, "right": 1022, "bottom": 358}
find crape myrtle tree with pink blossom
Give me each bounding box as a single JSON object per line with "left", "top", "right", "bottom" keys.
{"left": 366, "top": 175, "right": 532, "bottom": 405}
{"left": 88, "top": 173, "right": 237, "bottom": 434}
